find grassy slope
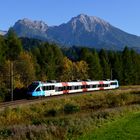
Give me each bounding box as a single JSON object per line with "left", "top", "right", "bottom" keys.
{"left": 0, "top": 89, "right": 139, "bottom": 139}
{"left": 78, "top": 111, "right": 140, "bottom": 140}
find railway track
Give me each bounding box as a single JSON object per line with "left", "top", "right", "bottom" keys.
{"left": 0, "top": 86, "right": 140, "bottom": 110}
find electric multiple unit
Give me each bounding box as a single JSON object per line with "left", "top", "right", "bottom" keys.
{"left": 27, "top": 80, "right": 119, "bottom": 97}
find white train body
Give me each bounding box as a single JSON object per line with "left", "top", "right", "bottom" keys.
{"left": 27, "top": 80, "right": 119, "bottom": 97}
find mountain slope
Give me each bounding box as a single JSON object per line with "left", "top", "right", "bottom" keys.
{"left": 12, "top": 14, "right": 140, "bottom": 50}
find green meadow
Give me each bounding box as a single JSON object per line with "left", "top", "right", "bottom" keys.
{"left": 78, "top": 111, "right": 140, "bottom": 140}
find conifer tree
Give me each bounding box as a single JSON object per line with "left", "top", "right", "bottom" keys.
{"left": 0, "top": 36, "right": 6, "bottom": 65}
{"left": 122, "top": 47, "right": 133, "bottom": 85}
{"left": 6, "top": 28, "right": 22, "bottom": 61}
{"left": 99, "top": 49, "right": 110, "bottom": 79}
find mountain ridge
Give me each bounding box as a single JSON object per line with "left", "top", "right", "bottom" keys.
{"left": 3, "top": 14, "right": 140, "bottom": 50}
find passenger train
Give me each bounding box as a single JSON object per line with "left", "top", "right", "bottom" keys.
{"left": 27, "top": 80, "right": 119, "bottom": 97}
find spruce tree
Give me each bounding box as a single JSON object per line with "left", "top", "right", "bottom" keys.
{"left": 99, "top": 49, "right": 110, "bottom": 79}
{"left": 122, "top": 47, "right": 133, "bottom": 85}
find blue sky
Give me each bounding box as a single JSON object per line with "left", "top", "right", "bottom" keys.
{"left": 0, "top": 0, "right": 140, "bottom": 35}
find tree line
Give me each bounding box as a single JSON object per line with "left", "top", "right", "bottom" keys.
{"left": 0, "top": 28, "right": 140, "bottom": 101}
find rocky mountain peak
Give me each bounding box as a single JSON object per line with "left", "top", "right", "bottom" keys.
{"left": 69, "top": 14, "right": 110, "bottom": 32}
{"left": 15, "top": 18, "right": 48, "bottom": 32}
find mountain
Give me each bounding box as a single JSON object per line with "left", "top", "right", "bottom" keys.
{"left": 0, "top": 30, "right": 7, "bottom": 36}
{"left": 12, "top": 14, "right": 140, "bottom": 50}
{"left": 13, "top": 18, "right": 48, "bottom": 40}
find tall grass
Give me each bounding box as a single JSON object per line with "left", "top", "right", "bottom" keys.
{"left": 0, "top": 90, "right": 139, "bottom": 139}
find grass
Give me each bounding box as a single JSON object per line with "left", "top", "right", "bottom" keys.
{"left": 78, "top": 111, "right": 140, "bottom": 140}
{"left": 0, "top": 90, "right": 139, "bottom": 139}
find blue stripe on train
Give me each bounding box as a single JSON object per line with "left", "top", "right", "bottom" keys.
{"left": 32, "top": 91, "right": 45, "bottom": 96}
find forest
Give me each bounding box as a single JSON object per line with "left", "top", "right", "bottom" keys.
{"left": 0, "top": 28, "right": 140, "bottom": 101}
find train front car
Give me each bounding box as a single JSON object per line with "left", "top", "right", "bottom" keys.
{"left": 27, "top": 81, "right": 44, "bottom": 97}
{"left": 110, "top": 80, "right": 119, "bottom": 89}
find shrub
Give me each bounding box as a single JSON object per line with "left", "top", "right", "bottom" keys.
{"left": 31, "top": 118, "right": 42, "bottom": 125}
{"left": 64, "top": 103, "right": 80, "bottom": 114}
{"left": 46, "top": 109, "right": 57, "bottom": 117}
{"left": 0, "top": 128, "right": 12, "bottom": 138}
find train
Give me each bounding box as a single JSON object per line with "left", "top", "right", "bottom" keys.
{"left": 27, "top": 79, "right": 119, "bottom": 97}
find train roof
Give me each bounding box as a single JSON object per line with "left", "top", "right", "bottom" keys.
{"left": 32, "top": 79, "right": 118, "bottom": 87}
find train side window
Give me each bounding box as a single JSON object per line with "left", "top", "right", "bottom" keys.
{"left": 55, "top": 87, "right": 58, "bottom": 91}
{"left": 74, "top": 86, "right": 81, "bottom": 89}
{"left": 105, "top": 84, "right": 109, "bottom": 87}
{"left": 68, "top": 86, "right": 72, "bottom": 90}
{"left": 86, "top": 85, "right": 90, "bottom": 88}
{"left": 63, "top": 86, "right": 67, "bottom": 90}
{"left": 51, "top": 86, "right": 54, "bottom": 90}
{"left": 92, "top": 85, "right": 97, "bottom": 88}
{"left": 55, "top": 87, "right": 62, "bottom": 91}
{"left": 79, "top": 86, "right": 81, "bottom": 89}
{"left": 98, "top": 84, "right": 103, "bottom": 87}
{"left": 82, "top": 85, "right": 86, "bottom": 89}
{"left": 59, "top": 87, "right": 63, "bottom": 91}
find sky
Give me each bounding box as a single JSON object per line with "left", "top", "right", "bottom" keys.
{"left": 0, "top": 0, "right": 140, "bottom": 35}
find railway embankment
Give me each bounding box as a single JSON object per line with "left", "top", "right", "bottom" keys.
{"left": 0, "top": 86, "right": 139, "bottom": 139}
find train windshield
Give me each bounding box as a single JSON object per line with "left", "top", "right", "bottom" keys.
{"left": 27, "top": 83, "right": 39, "bottom": 92}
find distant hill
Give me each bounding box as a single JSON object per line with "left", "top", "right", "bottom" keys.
{"left": 0, "top": 30, "right": 7, "bottom": 36}
{"left": 11, "top": 14, "right": 140, "bottom": 51}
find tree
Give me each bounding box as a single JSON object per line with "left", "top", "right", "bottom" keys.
{"left": 80, "top": 48, "right": 102, "bottom": 80}
{"left": 60, "top": 57, "right": 74, "bottom": 81}
{"left": 0, "top": 36, "right": 7, "bottom": 65}
{"left": 6, "top": 28, "right": 22, "bottom": 61}
{"left": 122, "top": 47, "right": 134, "bottom": 85}
{"left": 15, "top": 52, "right": 36, "bottom": 87}
{"left": 130, "top": 49, "right": 140, "bottom": 84}
{"left": 112, "top": 53, "right": 123, "bottom": 83}
{"left": 91, "top": 50, "right": 103, "bottom": 80}
{"left": 74, "top": 60, "right": 89, "bottom": 80}
{"left": 6, "top": 28, "right": 23, "bottom": 100}
{"left": 99, "top": 49, "right": 110, "bottom": 79}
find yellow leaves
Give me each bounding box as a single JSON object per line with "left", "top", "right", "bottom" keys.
{"left": 75, "top": 60, "right": 89, "bottom": 80}
{"left": 16, "top": 52, "right": 36, "bottom": 86}
{"left": 61, "top": 57, "right": 89, "bottom": 81}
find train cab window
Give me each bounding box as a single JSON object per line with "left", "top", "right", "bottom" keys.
{"left": 36, "top": 87, "right": 41, "bottom": 91}
{"left": 111, "top": 82, "right": 117, "bottom": 85}
{"left": 27, "top": 83, "right": 39, "bottom": 92}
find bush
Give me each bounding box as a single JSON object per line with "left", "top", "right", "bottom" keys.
{"left": 64, "top": 103, "right": 80, "bottom": 114}
{"left": 0, "top": 128, "right": 12, "bottom": 138}
{"left": 46, "top": 109, "right": 57, "bottom": 117}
